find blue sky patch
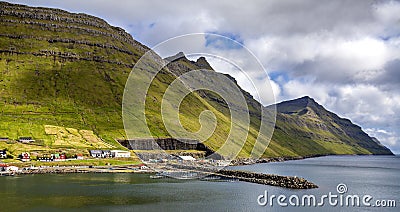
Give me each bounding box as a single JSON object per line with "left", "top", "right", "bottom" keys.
{"left": 205, "top": 32, "right": 244, "bottom": 50}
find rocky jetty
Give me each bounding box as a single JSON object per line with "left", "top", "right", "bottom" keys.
{"left": 169, "top": 164, "right": 318, "bottom": 189}
{"left": 216, "top": 169, "right": 318, "bottom": 189}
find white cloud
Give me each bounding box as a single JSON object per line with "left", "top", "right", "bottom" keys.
{"left": 373, "top": 0, "right": 400, "bottom": 37}
{"left": 247, "top": 34, "right": 395, "bottom": 84}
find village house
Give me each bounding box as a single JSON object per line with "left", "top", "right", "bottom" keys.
{"left": 36, "top": 153, "right": 67, "bottom": 162}
{"left": 110, "top": 150, "right": 131, "bottom": 158}
{"left": 18, "top": 137, "right": 35, "bottom": 143}
{"left": 0, "top": 149, "right": 7, "bottom": 159}
{"left": 0, "top": 137, "right": 9, "bottom": 142}
{"left": 102, "top": 150, "right": 112, "bottom": 158}
{"left": 37, "top": 155, "right": 52, "bottom": 162}
{"left": 89, "top": 150, "right": 113, "bottom": 158}
{"left": 19, "top": 152, "right": 30, "bottom": 162}
{"left": 89, "top": 150, "right": 103, "bottom": 158}
{"left": 139, "top": 164, "right": 149, "bottom": 170}
{"left": 76, "top": 154, "right": 84, "bottom": 160}
{"left": 52, "top": 153, "right": 66, "bottom": 161}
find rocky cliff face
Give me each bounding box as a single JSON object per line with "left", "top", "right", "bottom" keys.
{"left": 0, "top": 1, "right": 148, "bottom": 65}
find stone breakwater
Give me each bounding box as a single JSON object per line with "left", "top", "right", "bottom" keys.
{"left": 169, "top": 164, "right": 318, "bottom": 189}
{"left": 216, "top": 170, "right": 318, "bottom": 189}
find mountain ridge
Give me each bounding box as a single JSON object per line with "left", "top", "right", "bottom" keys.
{"left": 271, "top": 96, "right": 393, "bottom": 155}
{"left": 0, "top": 1, "right": 393, "bottom": 160}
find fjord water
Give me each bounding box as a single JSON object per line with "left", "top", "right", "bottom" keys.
{"left": 0, "top": 156, "right": 398, "bottom": 211}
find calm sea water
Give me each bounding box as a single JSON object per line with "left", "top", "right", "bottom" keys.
{"left": 0, "top": 155, "right": 398, "bottom": 212}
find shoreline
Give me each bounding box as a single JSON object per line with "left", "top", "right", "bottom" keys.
{"left": 2, "top": 154, "right": 394, "bottom": 176}
{"left": 0, "top": 165, "right": 156, "bottom": 176}
{"left": 229, "top": 153, "right": 395, "bottom": 166}
{"left": 0, "top": 160, "right": 319, "bottom": 189}
{"left": 1, "top": 154, "right": 395, "bottom": 189}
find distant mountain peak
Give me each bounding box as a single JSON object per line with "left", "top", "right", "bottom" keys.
{"left": 274, "top": 96, "right": 393, "bottom": 155}
{"left": 299, "top": 95, "right": 313, "bottom": 100}
{"left": 195, "top": 56, "right": 213, "bottom": 70}
{"left": 164, "top": 51, "right": 187, "bottom": 63}
{"left": 164, "top": 52, "right": 214, "bottom": 72}
{"left": 276, "top": 96, "right": 320, "bottom": 114}
{"left": 298, "top": 96, "right": 316, "bottom": 104}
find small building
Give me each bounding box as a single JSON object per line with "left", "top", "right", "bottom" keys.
{"left": 0, "top": 137, "right": 9, "bottom": 142}
{"left": 178, "top": 155, "right": 196, "bottom": 161}
{"left": 89, "top": 150, "right": 113, "bottom": 158}
{"left": 18, "top": 137, "right": 35, "bottom": 143}
{"left": 110, "top": 150, "right": 130, "bottom": 158}
{"left": 90, "top": 150, "right": 103, "bottom": 158}
{"left": 102, "top": 150, "right": 112, "bottom": 158}
{"left": 139, "top": 164, "right": 149, "bottom": 170}
{"left": 0, "top": 149, "right": 7, "bottom": 159}
{"left": 59, "top": 154, "right": 66, "bottom": 161}
{"left": 37, "top": 155, "right": 52, "bottom": 162}
{"left": 20, "top": 152, "right": 30, "bottom": 162}
{"left": 52, "top": 153, "right": 66, "bottom": 161}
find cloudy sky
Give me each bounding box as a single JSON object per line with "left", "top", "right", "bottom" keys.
{"left": 8, "top": 0, "right": 400, "bottom": 153}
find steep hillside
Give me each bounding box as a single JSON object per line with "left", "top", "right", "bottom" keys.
{"left": 269, "top": 96, "right": 393, "bottom": 156}
{"left": 161, "top": 53, "right": 393, "bottom": 157}
{"left": 0, "top": 2, "right": 392, "bottom": 159}
{"left": 0, "top": 1, "right": 264, "bottom": 158}
{"left": 0, "top": 1, "right": 147, "bottom": 156}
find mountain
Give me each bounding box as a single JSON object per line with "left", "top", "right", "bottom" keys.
{"left": 269, "top": 96, "right": 393, "bottom": 156}
{"left": 0, "top": 1, "right": 148, "bottom": 156}
{"left": 0, "top": 2, "right": 392, "bottom": 159}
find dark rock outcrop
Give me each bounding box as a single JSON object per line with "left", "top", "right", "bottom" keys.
{"left": 118, "top": 138, "right": 222, "bottom": 159}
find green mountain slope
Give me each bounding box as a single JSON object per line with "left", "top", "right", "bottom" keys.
{"left": 0, "top": 2, "right": 392, "bottom": 159}
{"left": 0, "top": 1, "right": 148, "bottom": 157}
{"left": 269, "top": 96, "right": 393, "bottom": 156}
